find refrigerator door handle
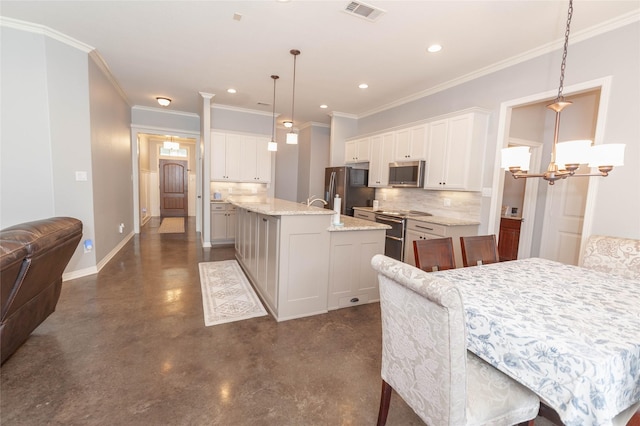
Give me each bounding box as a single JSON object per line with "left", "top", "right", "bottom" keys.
{"left": 327, "top": 171, "right": 336, "bottom": 203}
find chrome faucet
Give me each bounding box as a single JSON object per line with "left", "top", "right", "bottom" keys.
{"left": 306, "top": 196, "right": 328, "bottom": 207}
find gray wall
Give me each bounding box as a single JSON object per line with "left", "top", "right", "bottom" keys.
{"left": 88, "top": 56, "right": 133, "bottom": 262}
{"left": 132, "top": 107, "right": 200, "bottom": 133}
{"left": 0, "top": 25, "right": 135, "bottom": 274}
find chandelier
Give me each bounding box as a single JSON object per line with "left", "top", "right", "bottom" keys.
{"left": 501, "top": 0, "right": 625, "bottom": 185}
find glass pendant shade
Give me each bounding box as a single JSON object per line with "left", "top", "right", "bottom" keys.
{"left": 286, "top": 131, "right": 298, "bottom": 145}
{"left": 589, "top": 143, "right": 625, "bottom": 167}
{"left": 501, "top": 146, "right": 531, "bottom": 171}
{"left": 267, "top": 140, "right": 278, "bottom": 152}
{"left": 555, "top": 139, "right": 591, "bottom": 169}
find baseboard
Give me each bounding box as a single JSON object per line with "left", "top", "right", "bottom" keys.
{"left": 62, "top": 231, "right": 134, "bottom": 281}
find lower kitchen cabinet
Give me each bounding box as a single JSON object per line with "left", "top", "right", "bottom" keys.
{"left": 498, "top": 217, "right": 522, "bottom": 261}
{"left": 211, "top": 202, "right": 236, "bottom": 244}
{"left": 353, "top": 208, "right": 376, "bottom": 222}
{"left": 256, "top": 214, "right": 279, "bottom": 309}
{"left": 328, "top": 229, "right": 385, "bottom": 310}
{"left": 404, "top": 219, "right": 478, "bottom": 269}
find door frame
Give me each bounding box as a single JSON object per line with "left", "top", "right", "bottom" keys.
{"left": 131, "top": 125, "right": 201, "bottom": 234}
{"left": 488, "top": 76, "right": 612, "bottom": 263}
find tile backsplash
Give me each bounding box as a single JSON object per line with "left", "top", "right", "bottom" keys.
{"left": 374, "top": 188, "right": 481, "bottom": 221}
{"left": 210, "top": 182, "right": 272, "bottom": 201}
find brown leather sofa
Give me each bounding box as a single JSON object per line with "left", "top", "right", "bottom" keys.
{"left": 0, "top": 217, "right": 82, "bottom": 364}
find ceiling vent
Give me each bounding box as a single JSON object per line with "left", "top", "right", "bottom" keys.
{"left": 343, "top": 1, "right": 385, "bottom": 22}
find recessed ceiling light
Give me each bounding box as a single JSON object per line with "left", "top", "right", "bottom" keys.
{"left": 358, "top": 83, "right": 368, "bottom": 89}
{"left": 427, "top": 44, "right": 442, "bottom": 53}
{"left": 227, "top": 88, "right": 237, "bottom": 94}
{"left": 320, "top": 104, "right": 328, "bottom": 109}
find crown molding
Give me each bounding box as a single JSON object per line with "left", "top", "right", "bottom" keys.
{"left": 329, "top": 111, "right": 358, "bottom": 119}
{"left": 89, "top": 51, "right": 129, "bottom": 105}
{"left": 211, "top": 103, "right": 272, "bottom": 117}
{"left": 0, "top": 16, "right": 93, "bottom": 53}
{"left": 132, "top": 105, "right": 200, "bottom": 118}
{"left": 360, "top": 11, "right": 640, "bottom": 119}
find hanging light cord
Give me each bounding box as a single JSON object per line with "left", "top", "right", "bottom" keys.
{"left": 271, "top": 75, "right": 278, "bottom": 141}
{"left": 290, "top": 50, "right": 300, "bottom": 129}
{"left": 556, "top": 0, "right": 573, "bottom": 102}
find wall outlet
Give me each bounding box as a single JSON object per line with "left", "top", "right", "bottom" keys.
{"left": 443, "top": 198, "right": 451, "bottom": 207}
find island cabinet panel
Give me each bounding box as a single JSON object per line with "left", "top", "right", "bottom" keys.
{"left": 328, "top": 230, "right": 384, "bottom": 310}
{"left": 277, "top": 215, "right": 330, "bottom": 320}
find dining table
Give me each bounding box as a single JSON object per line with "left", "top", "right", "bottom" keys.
{"left": 431, "top": 257, "right": 640, "bottom": 426}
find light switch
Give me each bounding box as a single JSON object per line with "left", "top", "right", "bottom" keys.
{"left": 75, "top": 171, "right": 88, "bottom": 181}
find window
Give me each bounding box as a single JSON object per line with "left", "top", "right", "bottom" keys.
{"left": 159, "top": 147, "right": 188, "bottom": 157}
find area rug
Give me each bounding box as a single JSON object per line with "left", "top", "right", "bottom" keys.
{"left": 158, "top": 217, "right": 185, "bottom": 233}
{"left": 198, "top": 260, "right": 267, "bottom": 326}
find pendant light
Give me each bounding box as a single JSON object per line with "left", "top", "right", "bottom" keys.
{"left": 501, "top": 0, "right": 624, "bottom": 185}
{"left": 286, "top": 49, "right": 300, "bottom": 145}
{"left": 268, "top": 75, "right": 279, "bottom": 152}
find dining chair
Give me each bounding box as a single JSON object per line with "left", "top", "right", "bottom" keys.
{"left": 371, "top": 254, "right": 539, "bottom": 426}
{"left": 581, "top": 235, "right": 640, "bottom": 280}
{"left": 460, "top": 234, "right": 500, "bottom": 267}
{"left": 413, "top": 237, "right": 456, "bottom": 272}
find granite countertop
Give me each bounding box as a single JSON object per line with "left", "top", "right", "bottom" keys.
{"left": 328, "top": 215, "right": 390, "bottom": 232}
{"left": 353, "top": 206, "right": 375, "bottom": 212}
{"left": 410, "top": 215, "right": 480, "bottom": 226}
{"left": 228, "top": 197, "right": 334, "bottom": 216}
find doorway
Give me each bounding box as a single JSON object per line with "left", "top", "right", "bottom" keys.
{"left": 489, "top": 77, "right": 611, "bottom": 265}
{"left": 159, "top": 159, "right": 188, "bottom": 217}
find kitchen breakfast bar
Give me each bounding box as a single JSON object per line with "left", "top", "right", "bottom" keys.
{"left": 229, "top": 197, "right": 389, "bottom": 321}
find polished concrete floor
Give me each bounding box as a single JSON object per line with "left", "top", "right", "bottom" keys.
{"left": 1, "top": 217, "right": 426, "bottom": 425}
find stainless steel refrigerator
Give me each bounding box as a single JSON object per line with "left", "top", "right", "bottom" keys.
{"left": 324, "top": 167, "right": 375, "bottom": 216}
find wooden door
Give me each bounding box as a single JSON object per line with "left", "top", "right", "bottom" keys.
{"left": 159, "top": 159, "right": 188, "bottom": 217}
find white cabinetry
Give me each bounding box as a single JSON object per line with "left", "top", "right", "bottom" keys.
{"left": 210, "top": 202, "right": 237, "bottom": 244}
{"left": 403, "top": 219, "right": 478, "bottom": 268}
{"left": 368, "top": 133, "right": 394, "bottom": 187}
{"left": 394, "top": 125, "right": 427, "bottom": 160}
{"left": 424, "top": 112, "right": 488, "bottom": 191}
{"left": 328, "top": 230, "right": 384, "bottom": 309}
{"left": 256, "top": 214, "right": 279, "bottom": 309}
{"left": 345, "top": 138, "right": 371, "bottom": 163}
{"left": 211, "top": 132, "right": 242, "bottom": 181}
{"left": 211, "top": 131, "right": 272, "bottom": 183}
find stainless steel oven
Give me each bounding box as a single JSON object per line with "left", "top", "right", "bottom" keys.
{"left": 375, "top": 210, "right": 433, "bottom": 262}
{"left": 375, "top": 213, "right": 406, "bottom": 261}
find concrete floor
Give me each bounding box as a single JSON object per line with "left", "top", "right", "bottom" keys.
{"left": 1, "top": 217, "right": 555, "bottom": 425}
{"left": 1, "top": 217, "right": 426, "bottom": 425}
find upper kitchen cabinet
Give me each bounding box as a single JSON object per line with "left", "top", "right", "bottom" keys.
{"left": 394, "top": 125, "right": 427, "bottom": 161}
{"left": 424, "top": 111, "right": 489, "bottom": 191}
{"left": 368, "top": 132, "right": 394, "bottom": 187}
{"left": 345, "top": 137, "right": 371, "bottom": 163}
{"left": 211, "top": 131, "right": 272, "bottom": 183}
{"left": 240, "top": 136, "right": 271, "bottom": 182}
{"left": 211, "top": 132, "right": 242, "bottom": 181}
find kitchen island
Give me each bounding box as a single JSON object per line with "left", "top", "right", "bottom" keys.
{"left": 230, "top": 197, "right": 389, "bottom": 321}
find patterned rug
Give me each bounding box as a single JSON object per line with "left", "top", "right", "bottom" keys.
{"left": 198, "top": 260, "right": 268, "bottom": 326}
{"left": 158, "top": 217, "right": 185, "bottom": 233}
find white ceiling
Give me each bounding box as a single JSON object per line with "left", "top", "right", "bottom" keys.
{"left": 2, "top": 1, "right": 638, "bottom": 127}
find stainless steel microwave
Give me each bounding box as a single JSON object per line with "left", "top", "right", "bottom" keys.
{"left": 388, "top": 161, "right": 425, "bottom": 188}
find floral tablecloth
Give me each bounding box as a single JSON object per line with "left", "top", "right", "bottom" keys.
{"left": 433, "top": 257, "right": 640, "bottom": 426}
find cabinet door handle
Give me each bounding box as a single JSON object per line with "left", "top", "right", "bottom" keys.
{"left": 416, "top": 225, "right": 434, "bottom": 231}
{"left": 262, "top": 218, "right": 267, "bottom": 222}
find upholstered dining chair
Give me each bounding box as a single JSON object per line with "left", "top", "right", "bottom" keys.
{"left": 371, "top": 254, "right": 540, "bottom": 426}
{"left": 581, "top": 235, "right": 640, "bottom": 280}
{"left": 413, "top": 237, "right": 456, "bottom": 272}
{"left": 460, "top": 234, "right": 500, "bottom": 267}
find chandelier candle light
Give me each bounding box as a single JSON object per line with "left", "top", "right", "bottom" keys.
{"left": 286, "top": 49, "right": 300, "bottom": 145}
{"left": 501, "top": 0, "right": 624, "bottom": 185}
{"left": 268, "top": 75, "right": 279, "bottom": 152}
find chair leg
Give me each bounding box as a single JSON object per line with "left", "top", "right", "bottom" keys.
{"left": 377, "top": 380, "right": 393, "bottom": 426}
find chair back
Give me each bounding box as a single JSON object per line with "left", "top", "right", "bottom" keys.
{"left": 413, "top": 237, "right": 456, "bottom": 272}
{"left": 372, "top": 254, "right": 468, "bottom": 426}
{"left": 581, "top": 235, "right": 640, "bottom": 280}
{"left": 460, "top": 235, "right": 499, "bottom": 267}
